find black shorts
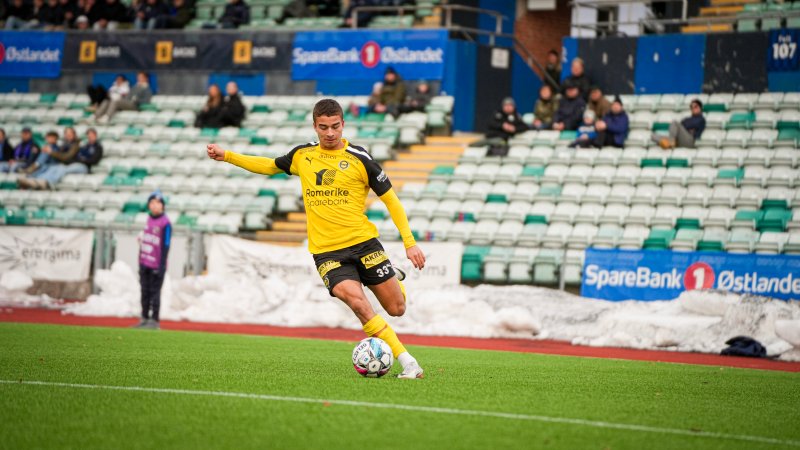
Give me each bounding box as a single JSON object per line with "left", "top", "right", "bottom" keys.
{"left": 313, "top": 238, "right": 396, "bottom": 295}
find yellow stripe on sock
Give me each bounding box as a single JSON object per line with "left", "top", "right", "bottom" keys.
{"left": 362, "top": 314, "right": 407, "bottom": 358}
{"left": 398, "top": 279, "right": 407, "bottom": 303}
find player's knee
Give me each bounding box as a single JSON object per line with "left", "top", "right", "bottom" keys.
{"left": 386, "top": 301, "right": 405, "bottom": 317}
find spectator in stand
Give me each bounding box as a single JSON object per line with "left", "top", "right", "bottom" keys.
{"left": 562, "top": 57, "right": 591, "bottom": 101}
{"left": 154, "top": 0, "right": 193, "bottom": 28}
{"left": 36, "top": 0, "right": 65, "bottom": 29}
{"left": 1, "top": 128, "right": 39, "bottom": 173}
{"left": 277, "top": 0, "right": 341, "bottom": 23}
{"left": 398, "top": 81, "right": 433, "bottom": 114}
{"left": 87, "top": 74, "right": 128, "bottom": 112}
{"left": 23, "top": 130, "right": 61, "bottom": 176}
{"left": 552, "top": 81, "right": 586, "bottom": 131}
{"left": 594, "top": 96, "right": 629, "bottom": 148}
{"left": 531, "top": 84, "right": 558, "bottom": 130}
{"left": 59, "top": 0, "right": 78, "bottom": 27}
{"left": 93, "top": 0, "right": 130, "bottom": 30}
{"left": 569, "top": 110, "right": 597, "bottom": 148}
{"left": 0, "top": 129, "right": 14, "bottom": 164}
{"left": 134, "top": 0, "right": 167, "bottom": 29}
{"left": 368, "top": 66, "right": 406, "bottom": 118}
{"left": 544, "top": 49, "right": 561, "bottom": 92}
{"left": 652, "top": 98, "right": 706, "bottom": 149}
{"left": 4, "top": 0, "right": 35, "bottom": 29}
{"left": 343, "top": 0, "right": 377, "bottom": 28}
{"left": 74, "top": 14, "right": 90, "bottom": 28}
{"left": 195, "top": 84, "right": 224, "bottom": 128}
{"left": 220, "top": 81, "right": 246, "bottom": 127}
{"left": 74, "top": 128, "right": 104, "bottom": 172}
{"left": 19, "top": 127, "right": 82, "bottom": 189}
{"left": 95, "top": 72, "right": 152, "bottom": 123}
{"left": 587, "top": 86, "right": 610, "bottom": 121}
{"left": 486, "top": 97, "right": 527, "bottom": 141}
{"left": 218, "top": 0, "right": 249, "bottom": 28}
{"left": 79, "top": 0, "right": 102, "bottom": 26}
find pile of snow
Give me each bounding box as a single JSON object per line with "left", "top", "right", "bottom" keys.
{"left": 48, "top": 262, "right": 800, "bottom": 361}
{"left": 0, "top": 270, "right": 58, "bottom": 308}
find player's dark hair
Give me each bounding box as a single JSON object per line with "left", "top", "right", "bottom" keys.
{"left": 313, "top": 99, "right": 344, "bottom": 123}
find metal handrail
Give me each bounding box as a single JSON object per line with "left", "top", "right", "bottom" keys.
{"left": 572, "top": 9, "right": 800, "bottom": 35}
{"left": 350, "top": 4, "right": 506, "bottom": 37}
{"left": 349, "top": 3, "right": 557, "bottom": 87}
{"left": 571, "top": 0, "right": 688, "bottom": 20}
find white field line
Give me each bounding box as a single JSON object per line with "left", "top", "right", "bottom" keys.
{"left": 1, "top": 379, "right": 798, "bottom": 447}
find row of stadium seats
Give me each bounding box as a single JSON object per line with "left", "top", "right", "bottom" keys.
{"left": 1, "top": 90, "right": 798, "bottom": 286}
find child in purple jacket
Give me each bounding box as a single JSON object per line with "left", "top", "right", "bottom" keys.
{"left": 135, "top": 189, "right": 171, "bottom": 329}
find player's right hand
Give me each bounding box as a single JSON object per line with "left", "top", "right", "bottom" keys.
{"left": 207, "top": 143, "right": 225, "bottom": 161}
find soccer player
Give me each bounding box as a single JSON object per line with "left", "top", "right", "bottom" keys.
{"left": 207, "top": 99, "right": 426, "bottom": 379}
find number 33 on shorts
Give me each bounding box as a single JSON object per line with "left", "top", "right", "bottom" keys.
{"left": 375, "top": 263, "right": 392, "bottom": 278}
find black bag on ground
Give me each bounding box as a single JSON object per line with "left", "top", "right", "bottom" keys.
{"left": 720, "top": 336, "right": 767, "bottom": 358}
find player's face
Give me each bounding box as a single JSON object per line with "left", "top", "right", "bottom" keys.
{"left": 148, "top": 198, "right": 163, "bottom": 216}
{"left": 314, "top": 114, "right": 344, "bottom": 151}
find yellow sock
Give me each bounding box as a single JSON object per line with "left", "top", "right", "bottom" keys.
{"left": 397, "top": 278, "right": 407, "bottom": 303}
{"left": 362, "top": 314, "right": 407, "bottom": 358}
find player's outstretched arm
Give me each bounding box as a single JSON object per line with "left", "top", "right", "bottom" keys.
{"left": 378, "top": 189, "right": 426, "bottom": 269}
{"left": 206, "top": 143, "right": 284, "bottom": 176}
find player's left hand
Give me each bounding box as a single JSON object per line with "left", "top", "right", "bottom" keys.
{"left": 406, "top": 245, "right": 425, "bottom": 270}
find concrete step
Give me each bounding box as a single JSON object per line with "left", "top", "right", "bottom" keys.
{"left": 407, "top": 144, "right": 465, "bottom": 155}
{"left": 682, "top": 23, "right": 734, "bottom": 33}
{"left": 272, "top": 221, "right": 307, "bottom": 232}
{"left": 709, "top": 0, "right": 760, "bottom": 6}
{"left": 700, "top": 5, "right": 744, "bottom": 15}
{"left": 255, "top": 230, "right": 307, "bottom": 243}
{"left": 424, "top": 135, "right": 480, "bottom": 146}
{"left": 286, "top": 212, "right": 307, "bottom": 223}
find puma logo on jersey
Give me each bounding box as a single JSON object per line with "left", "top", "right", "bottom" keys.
{"left": 305, "top": 156, "right": 313, "bottom": 165}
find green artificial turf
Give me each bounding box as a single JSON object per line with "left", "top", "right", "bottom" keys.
{"left": 0, "top": 323, "right": 798, "bottom": 450}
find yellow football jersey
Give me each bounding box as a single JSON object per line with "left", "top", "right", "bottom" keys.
{"left": 275, "top": 139, "right": 392, "bottom": 253}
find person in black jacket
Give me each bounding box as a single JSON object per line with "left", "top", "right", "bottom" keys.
{"left": 220, "top": 81, "right": 246, "bottom": 127}
{"left": 553, "top": 82, "right": 586, "bottom": 131}
{"left": 218, "top": 0, "right": 248, "bottom": 28}
{"left": 74, "top": 128, "right": 104, "bottom": 172}
{"left": 4, "top": 0, "right": 35, "bottom": 29}
{"left": 36, "top": 0, "right": 65, "bottom": 29}
{"left": 561, "top": 58, "right": 591, "bottom": 101}
{"left": 92, "top": 0, "right": 130, "bottom": 29}
{"left": 134, "top": 0, "right": 167, "bottom": 28}
{"left": 653, "top": 99, "right": 706, "bottom": 149}
{"left": 0, "top": 129, "right": 14, "bottom": 163}
{"left": 486, "top": 97, "right": 527, "bottom": 141}
{"left": 155, "top": 0, "right": 194, "bottom": 28}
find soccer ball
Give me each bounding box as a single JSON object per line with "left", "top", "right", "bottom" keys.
{"left": 352, "top": 337, "right": 393, "bottom": 378}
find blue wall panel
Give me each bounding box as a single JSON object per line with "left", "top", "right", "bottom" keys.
{"left": 511, "top": 53, "right": 542, "bottom": 114}
{"left": 478, "top": 0, "right": 515, "bottom": 47}
{"left": 634, "top": 34, "right": 705, "bottom": 94}
{"left": 561, "top": 37, "right": 578, "bottom": 81}
{"left": 768, "top": 72, "right": 800, "bottom": 92}
{"left": 0, "top": 78, "right": 30, "bottom": 93}
{"left": 442, "top": 40, "right": 477, "bottom": 132}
